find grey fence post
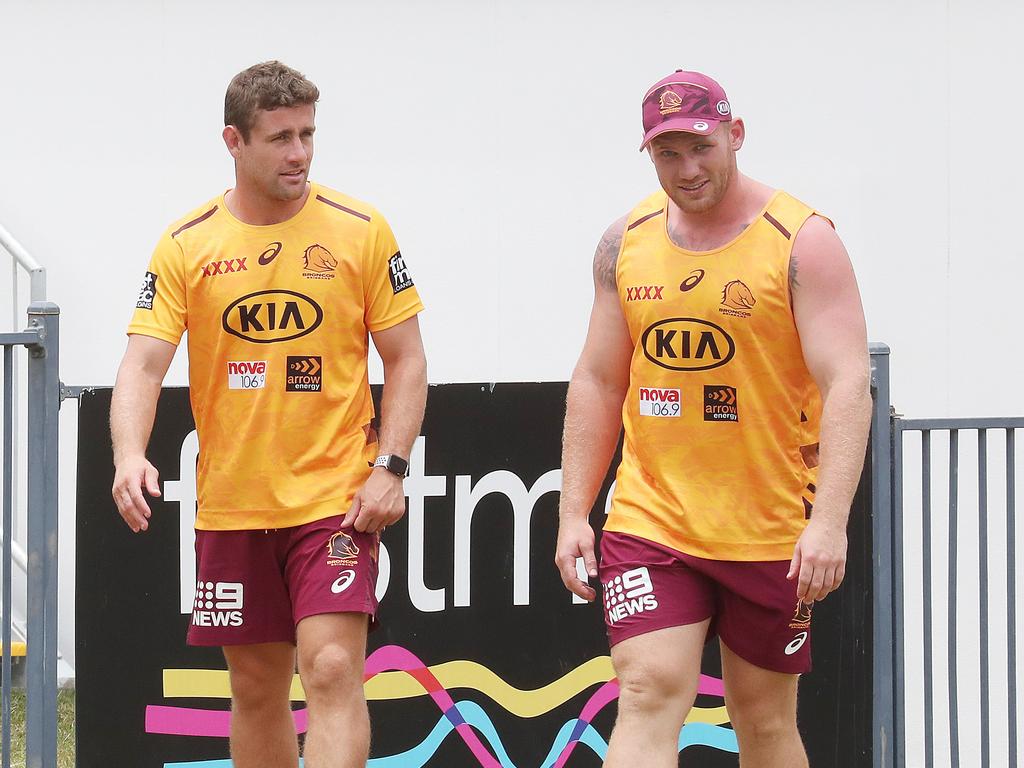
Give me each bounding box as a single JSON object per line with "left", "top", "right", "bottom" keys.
{"left": 870, "top": 343, "right": 897, "bottom": 767}
{"left": 24, "top": 302, "right": 59, "bottom": 768}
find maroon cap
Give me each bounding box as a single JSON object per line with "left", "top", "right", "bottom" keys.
{"left": 639, "top": 69, "right": 732, "bottom": 150}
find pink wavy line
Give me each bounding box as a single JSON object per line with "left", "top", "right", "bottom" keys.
{"left": 145, "top": 705, "right": 309, "bottom": 737}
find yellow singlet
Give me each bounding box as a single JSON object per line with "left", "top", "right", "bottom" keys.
{"left": 606, "top": 189, "right": 824, "bottom": 561}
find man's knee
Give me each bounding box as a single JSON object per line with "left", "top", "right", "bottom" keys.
{"left": 299, "top": 642, "right": 363, "bottom": 699}
{"left": 726, "top": 686, "right": 798, "bottom": 742}
{"left": 615, "top": 656, "right": 699, "bottom": 718}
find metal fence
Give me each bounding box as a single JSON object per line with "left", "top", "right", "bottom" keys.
{"left": 871, "top": 345, "right": 1023, "bottom": 768}
{"left": 2, "top": 222, "right": 60, "bottom": 768}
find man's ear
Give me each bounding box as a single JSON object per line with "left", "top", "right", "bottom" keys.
{"left": 223, "top": 125, "right": 244, "bottom": 158}
{"left": 728, "top": 118, "right": 745, "bottom": 151}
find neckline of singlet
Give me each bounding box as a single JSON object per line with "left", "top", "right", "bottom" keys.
{"left": 657, "top": 189, "right": 785, "bottom": 257}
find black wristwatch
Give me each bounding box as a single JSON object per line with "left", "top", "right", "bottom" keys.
{"left": 373, "top": 454, "right": 409, "bottom": 478}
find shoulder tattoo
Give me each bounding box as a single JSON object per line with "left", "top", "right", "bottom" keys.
{"left": 593, "top": 224, "right": 623, "bottom": 291}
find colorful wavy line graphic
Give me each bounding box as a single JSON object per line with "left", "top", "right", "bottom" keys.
{"left": 161, "top": 703, "right": 737, "bottom": 768}
{"left": 152, "top": 645, "right": 738, "bottom": 766}
{"left": 162, "top": 647, "right": 725, "bottom": 714}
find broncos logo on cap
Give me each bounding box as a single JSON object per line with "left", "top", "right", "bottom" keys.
{"left": 721, "top": 280, "right": 756, "bottom": 310}
{"left": 327, "top": 531, "right": 359, "bottom": 560}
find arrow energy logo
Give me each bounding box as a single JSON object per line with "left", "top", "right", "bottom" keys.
{"left": 703, "top": 385, "right": 738, "bottom": 422}
{"left": 286, "top": 356, "right": 323, "bottom": 392}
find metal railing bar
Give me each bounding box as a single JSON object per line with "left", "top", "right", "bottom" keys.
{"left": 0, "top": 333, "right": 41, "bottom": 347}
{"left": 1008, "top": 428, "right": 1018, "bottom": 768}
{"left": 978, "top": 430, "right": 990, "bottom": 767}
{"left": 893, "top": 415, "right": 907, "bottom": 768}
{"left": 0, "top": 531, "right": 27, "bottom": 576}
{"left": 0, "top": 224, "right": 45, "bottom": 302}
{"left": 948, "top": 429, "right": 960, "bottom": 767}
{"left": 2, "top": 345, "right": 12, "bottom": 768}
{"left": 24, "top": 302, "right": 59, "bottom": 766}
{"left": 900, "top": 417, "right": 1024, "bottom": 432}
{"left": 923, "top": 429, "right": 935, "bottom": 768}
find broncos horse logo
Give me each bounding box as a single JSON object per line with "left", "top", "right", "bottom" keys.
{"left": 721, "top": 279, "right": 756, "bottom": 310}
{"left": 327, "top": 531, "right": 360, "bottom": 561}
{"left": 304, "top": 244, "right": 338, "bottom": 273}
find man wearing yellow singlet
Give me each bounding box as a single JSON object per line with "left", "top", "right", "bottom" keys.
{"left": 555, "top": 69, "right": 871, "bottom": 767}
{"left": 109, "top": 62, "right": 427, "bottom": 767}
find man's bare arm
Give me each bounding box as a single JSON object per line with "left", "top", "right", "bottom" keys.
{"left": 343, "top": 315, "right": 427, "bottom": 533}
{"left": 788, "top": 215, "right": 872, "bottom": 602}
{"left": 556, "top": 215, "right": 633, "bottom": 600}
{"left": 110, "top": 335, "right": 177, "bottom": 532}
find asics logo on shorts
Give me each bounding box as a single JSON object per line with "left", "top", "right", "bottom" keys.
{"left": 785, "top": 632, "right": 808, "bottom": 655}
{"left": 604, "top": 566, "right": 660, "bottom": 624}
{"left": 331, "top": 569, "right": 356, "bottom": 594}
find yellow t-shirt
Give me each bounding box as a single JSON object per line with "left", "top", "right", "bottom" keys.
{"left": 606, "top": 189, "right": 823, "bottom": 561}
{"left": 127, "top": 182, "right": 424, "bottom": 530}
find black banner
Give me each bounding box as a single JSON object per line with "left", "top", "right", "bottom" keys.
{"left": 76, "top": 384, "right": 871, "bottom": 767}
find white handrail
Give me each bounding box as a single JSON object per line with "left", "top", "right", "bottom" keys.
{"left": 0, "top": 222, "right": 46, "bottom": 302}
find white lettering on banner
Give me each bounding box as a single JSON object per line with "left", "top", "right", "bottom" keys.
{"left": 164, "top": 429, "right": 199, "bottom": 615}
{"left": 405, "top": 436, "right": 448, "bottom": 612}
{"left": 453, "top": 468, "right": 562, "bottom": 607}
{"left": 168, "top": 431, "right": 607, "bottom": 613}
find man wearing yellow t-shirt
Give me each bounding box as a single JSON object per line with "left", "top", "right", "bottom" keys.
{"left": 555, "top": 70, "right": 871, "bottom": 766}
{"left": 110, "top": 61, "right": 427, "bottom": 768}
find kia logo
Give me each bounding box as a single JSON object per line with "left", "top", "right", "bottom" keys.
{"left": 222, "top": 290, "right": 323, "bottom": 344}
{"left": 640, "top": 317, "right": 735, "bottom": 371}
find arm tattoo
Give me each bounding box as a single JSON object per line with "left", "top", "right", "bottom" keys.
{"left": 593, "top": 225, "right": 623, "bottom": 291}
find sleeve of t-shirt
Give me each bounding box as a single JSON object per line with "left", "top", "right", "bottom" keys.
{"left": 362, "top": 212, "right": 425, "bottom": 332}
{"left": 125, "top": 230, "right": 188, "bottom": 345}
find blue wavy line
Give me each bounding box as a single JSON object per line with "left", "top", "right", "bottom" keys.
{"left": 163, "top": 704, "right": 738, "bottom": 768}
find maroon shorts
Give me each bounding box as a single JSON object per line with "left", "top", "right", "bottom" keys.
{"left": 599, "top": 532, "right": 813, "bottom": 674}
{"left": 187, "top": 515, "right": 380, "bottom": 647}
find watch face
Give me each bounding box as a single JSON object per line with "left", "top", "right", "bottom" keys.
{"left": 388, "top": 455, "right": 409, "bottom": 477}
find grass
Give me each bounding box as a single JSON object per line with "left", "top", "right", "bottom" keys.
{"left": 1, "top": 688, "right": 75, "bottom": 767}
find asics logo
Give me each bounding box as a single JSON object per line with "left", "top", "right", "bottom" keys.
{"left": 785, "top": 632, "right": 808, "bottom": 656}
{"left": 331, "top": 570, "right": 356, "bottom": 595}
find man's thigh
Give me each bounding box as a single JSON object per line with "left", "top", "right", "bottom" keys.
{"left": 719, "top": 640, "right": 799, "bottom": 723}
{"left": 599, "top": 532, "right": 716, "bottom": 647}
{"left": 222, "top": 641, "right": 297, "bottom": 701}
{"left": 695, "top": 558, "right": 813, "bottom": 674}
{"left": 611, "top": 621, "right": 711, "bottom": 698}
{"left": 285, "top": 515, "right": 380, "bottom": 627}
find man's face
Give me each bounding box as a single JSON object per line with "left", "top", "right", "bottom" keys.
{"left": 648, "top": 121, "right": 743, "bottom": 214}
{"left": 230, "top": 104, "right": 315, "bottom": 202}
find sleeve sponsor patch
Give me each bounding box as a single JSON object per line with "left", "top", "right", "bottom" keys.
{"left": 387, "top": 252, "right": 414, "bottom": 295}
{"left": 136, "top": 271, "right": 158, "bottom": 310}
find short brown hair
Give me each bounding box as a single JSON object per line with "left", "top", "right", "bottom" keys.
{"left": 224, "top": 61, "right": 319, "bottom": 142}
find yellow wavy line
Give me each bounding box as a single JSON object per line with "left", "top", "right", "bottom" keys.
{"left": 162, "top": 661, "right": 729, "bottom": 724}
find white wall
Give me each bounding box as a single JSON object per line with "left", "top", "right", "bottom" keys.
{"left": 2, "top": 0, "right": 1023, "bottom": 762}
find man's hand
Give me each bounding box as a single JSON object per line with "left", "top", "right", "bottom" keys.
{"left": 343, "top": 468, "right": 406, "bottom": 534}
{"left": 112, "top": 455, "right": 161, "bottom": 533}
{"left": 555, "top": 515, "right": 599, "bottom": 602}
{"left": 787, "top": 517, "right": 848, "bottom": 602}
